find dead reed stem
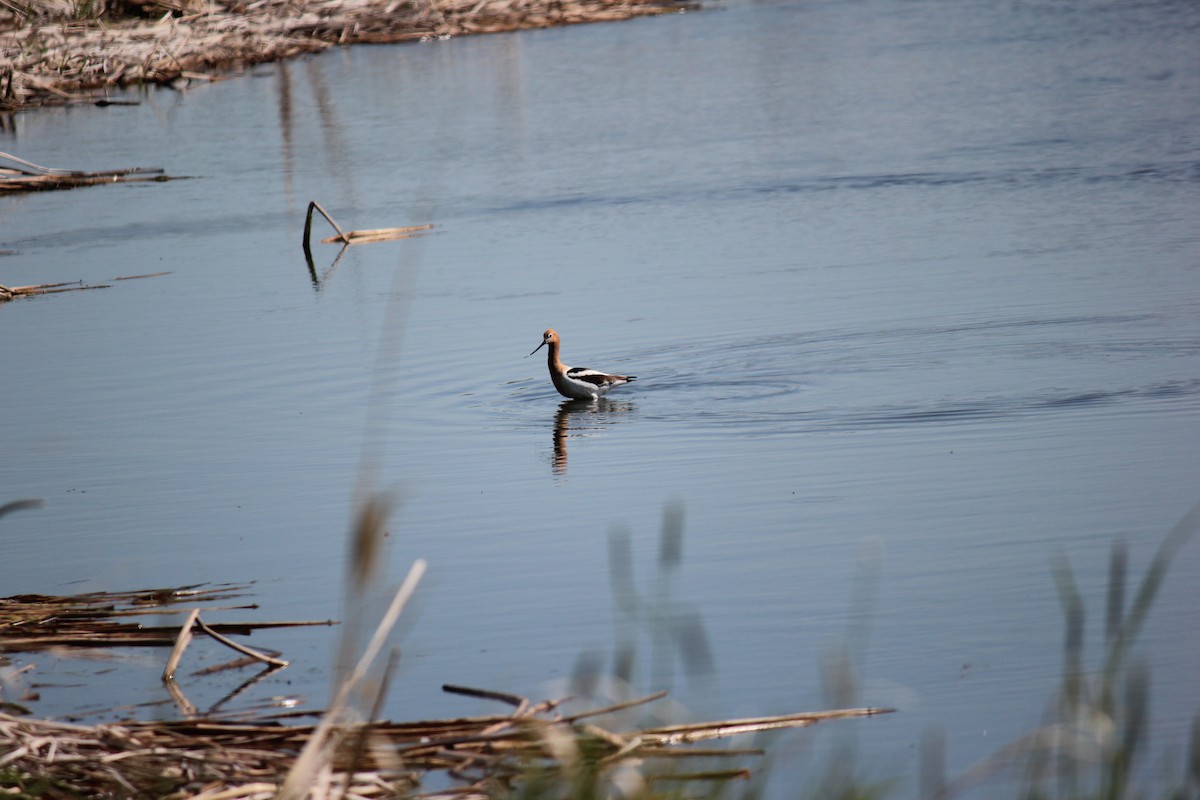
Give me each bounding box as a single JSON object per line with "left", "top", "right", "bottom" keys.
{"left": 196, "top": 615, "right": 291, "bottom": 669}
{"left": 163, "top": 608, "right": 202, "bottom": 681}
{"left": 304, "top": 199, "right": 435, "bottom": 248}
{"left": 0, "top": 281, "right": 109, "bottom": 300}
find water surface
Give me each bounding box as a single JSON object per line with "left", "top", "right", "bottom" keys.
{"left": 3, "top": 0, "right": 1199, "bottom": 792}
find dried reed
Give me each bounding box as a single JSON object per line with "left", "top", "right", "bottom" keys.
{"left": 0, "top": 270, "right": 170, "bottom": 302}
{"left": 303, "top": 200, "right": 433, "bottom": 248}
{"left": 0, "top": 583, "right": 335, "bottom": 652}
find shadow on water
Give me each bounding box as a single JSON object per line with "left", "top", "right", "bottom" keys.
{"left": 549, "top": 398, "right": 636, "bottom": 477}
{"left": 304, "top": 241, "right": 351, "bottom": 288}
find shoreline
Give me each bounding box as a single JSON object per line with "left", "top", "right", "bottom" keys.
{"left": 0, "top": 0, "right": 693, "bottom": 114}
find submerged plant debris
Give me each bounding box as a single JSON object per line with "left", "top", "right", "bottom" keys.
{"left": 0, "top": 0, "right": 697, "bottom": 113}
{"left": 0, "top": 151, "right": 175, "bottom": 194}
{"left": 0, "top": 270, "right": 171, "bottom": 303}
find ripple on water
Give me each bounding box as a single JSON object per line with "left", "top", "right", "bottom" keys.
{"left": 566, "top": 324, "right": 1200, "bottom": 438}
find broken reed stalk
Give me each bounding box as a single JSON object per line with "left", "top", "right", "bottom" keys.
{"left": 278, "top": 558, "right": 428, "bottom": 799}
{"left": 318, "top": 225, "right": 434, "bottom": 245}
{"left": 303, "top": 200, "right": 435, "bottom": 248}
{"left": 195, "top": 615, "right": 290, "bottom": 669}
{"left": 305, "top": 200, "right": 349, "bottom": 245}
{"left": 163, "top": 608, "right": 201, "bottom": 682}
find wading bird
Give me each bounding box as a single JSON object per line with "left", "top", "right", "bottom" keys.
{"left": 528, "top": 328, "right": 637, "bottom": 400}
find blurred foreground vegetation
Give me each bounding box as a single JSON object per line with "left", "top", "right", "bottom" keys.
{"left": 2, "top": 500, "right": 1197, "bottom": 798}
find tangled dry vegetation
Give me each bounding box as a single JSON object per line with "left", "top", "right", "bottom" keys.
{"left": 0, "top": 0, "right": 693, "bottom": 112}
{"left": 0, "top": 694, "right": 891, "bottom": 798}
{"left": 0, "top": 579, "right": 892, "bottom": 798}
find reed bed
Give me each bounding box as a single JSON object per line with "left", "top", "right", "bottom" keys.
{"left": 5, "top": 501, "right": 1194, "bottom": 797}
{"left": 0, "top": 689, "right": 891, "bottom": 798}
{"left": 0, "top": 577, "right": 892, "bottom": 797}
{"left": 0, "top": 0, "right": 695, "bottom": 112}
{"left": 0, "top": 583, "right": 334, "bottom": 651}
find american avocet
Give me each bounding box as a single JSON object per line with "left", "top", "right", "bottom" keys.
{"left": 528, "top": 328, "right": 637, "bottom": 400}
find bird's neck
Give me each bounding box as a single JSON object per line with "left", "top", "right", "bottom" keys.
{"left": 546, "top": 341, "right": 565, "bottom": 372}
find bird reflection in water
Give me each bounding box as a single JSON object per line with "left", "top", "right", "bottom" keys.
{"left": 551, "top": 398, "right": 635, "bottom": 476}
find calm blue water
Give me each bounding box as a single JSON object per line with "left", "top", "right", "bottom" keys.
{"left": 3, "top": 0, "right": 1199, "bottom": 792}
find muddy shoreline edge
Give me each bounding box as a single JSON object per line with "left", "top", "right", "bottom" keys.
{"left": 1, "top": 0, "right": 695, "bottom": 114}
